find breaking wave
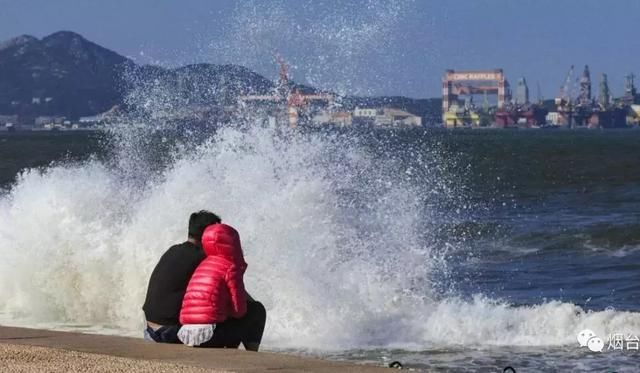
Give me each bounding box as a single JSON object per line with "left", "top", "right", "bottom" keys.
{"left": 1, "top": 123, "right": 639, "bottom": 351}
{"left": 0, "top": 1, "right": 639, "bottom": 356}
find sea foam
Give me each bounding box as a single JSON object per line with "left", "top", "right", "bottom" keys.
{"left": 1, "top": 124, "right": 639, "bottom": 351}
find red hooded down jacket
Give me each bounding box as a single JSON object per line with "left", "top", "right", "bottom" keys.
{"left": 179, "top": 224, "right": 248, "bottom": 325}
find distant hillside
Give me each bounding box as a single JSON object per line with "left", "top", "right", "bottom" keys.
{"left": 128, "top": 63, "right": 275, "bottom": 107}
{"left": 0, "top": 31, "right": 440, "bottom": 122}
{"left": 0, "top": 31, "right": 277, "bottom": 120}
{"left": 0, "top": 31, "right": 133, "bottom": 119}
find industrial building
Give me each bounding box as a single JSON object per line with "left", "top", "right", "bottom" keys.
{"left": 353, "top": 107, "right": 421, "bottom": 127}
{"left": 353, "top": 108, "right": 378, "bottom": 118}
{"left": 441, "top": 69, "right": 546, "bottom": 128}
{"left": 443, "top": 104, "right": 480, "bottom": 127}
{"left": 440, "top": 64, "right": 640, "bottom": 129}
{"left": 555, "top": 65, "right": 636, "bottom": 128}
{"left": 545, "top": 112, "right": 561, "bottom": 125}
{"left": 515, "top": 78, "right": 529, "bottom": 106}
{"left": 312, "top": 111, "right": 352, "bottom": 126}
{"left": 442, "top": 69, "right": 509, "bottom": 127}
{"left": 630, "top": 105, "right": 640, "bottom": 126}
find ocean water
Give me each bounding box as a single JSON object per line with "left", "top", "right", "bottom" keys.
{"left": 1, "top": 128, "right": 639, "bottom": 372}
{"left": 1, "top": 3, "right": 639, "bottom": 370}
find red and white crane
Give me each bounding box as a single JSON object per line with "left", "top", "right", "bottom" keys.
{"left": 239, "top": 55, "right": 334, "bottom": 128}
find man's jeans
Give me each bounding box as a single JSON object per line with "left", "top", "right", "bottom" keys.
{"left": 143, "top": 324, "right": 181, "bottom": 343}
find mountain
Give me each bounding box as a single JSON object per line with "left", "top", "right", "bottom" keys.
{"left": 0, "top": 31, "right": 275, "bottom": 120}
{"left": 167, "top": 63, "right": 274, "bottom": 105}
{"left": 0, "top": 31, "right": 133, "bottom": 119}
{"left": 0, "top": 31, "right": 439, "bottom": 123}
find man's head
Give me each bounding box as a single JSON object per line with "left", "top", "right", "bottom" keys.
{"left": 188, "top": 210, "right": 222, "bottom": 242}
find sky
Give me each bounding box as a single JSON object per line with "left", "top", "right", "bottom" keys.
{"left": 0, "top": 0, "right": 638, "bottom": 98}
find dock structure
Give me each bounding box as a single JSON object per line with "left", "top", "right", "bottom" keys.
{"left": 238, "top": 56, "right": 333, "bottom": 128}
{"left": 442, "top": 69, "right": 509, "bottom": 127}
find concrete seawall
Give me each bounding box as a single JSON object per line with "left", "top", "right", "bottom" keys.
{"left": 0, "top": 325, "right": 390, "bottom": 372}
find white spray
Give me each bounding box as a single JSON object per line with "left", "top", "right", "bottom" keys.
{"left": 1, "top": 0, "right": 639, "bottom": 353}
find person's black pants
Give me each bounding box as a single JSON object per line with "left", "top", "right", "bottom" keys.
{"left": 144, "top": 324, "right": 181, "bottom": 343}
{"left": 199, "top": 300, "right": 266, "bottom": 349}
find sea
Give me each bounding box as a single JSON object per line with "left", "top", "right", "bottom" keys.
{"left": 1, "top": 126, "right": 639, "bottom": 372}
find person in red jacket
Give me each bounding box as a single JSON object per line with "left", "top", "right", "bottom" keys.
{"left": 178, "top": 223, "right": 266, "bottom": 351}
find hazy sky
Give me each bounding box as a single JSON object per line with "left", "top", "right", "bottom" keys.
{"left": 0, "top": 0, "right": 638, "bottom": 98}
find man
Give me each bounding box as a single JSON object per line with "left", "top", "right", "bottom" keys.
{"left": 142, "top": 210, "right": 221, "bottom": 343}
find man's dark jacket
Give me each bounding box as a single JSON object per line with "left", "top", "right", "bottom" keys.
{"left": 143, "top": 242, "right": 205, "bottom": 325}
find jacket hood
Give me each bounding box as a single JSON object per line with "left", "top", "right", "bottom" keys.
{"left": 201, "top": 223, "right": 247, "bottom": 268}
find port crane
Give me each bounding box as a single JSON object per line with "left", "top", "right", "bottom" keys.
{"left": 555, "top": 65, "right": 574, "bottom": 126}
{"left": 238, "top": 55, "right": 334, "bottom": 128}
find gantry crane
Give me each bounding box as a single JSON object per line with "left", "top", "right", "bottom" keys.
{"left": 239, "top": 55, "right": 334, "bottom": 128}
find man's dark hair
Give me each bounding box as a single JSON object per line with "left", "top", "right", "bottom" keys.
{"left": 188, "top": 210, "right": 222, "bottom": 240}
